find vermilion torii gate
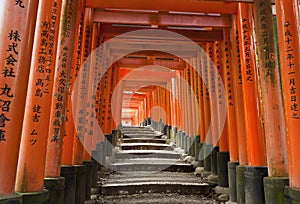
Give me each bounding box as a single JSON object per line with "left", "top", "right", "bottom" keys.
{"left": 0, "top": 0, "right": 300, "bottom": 204}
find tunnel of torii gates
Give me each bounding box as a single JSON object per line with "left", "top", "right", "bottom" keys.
{"left": 0, "top": 0, "right": 300, "bottom": 203}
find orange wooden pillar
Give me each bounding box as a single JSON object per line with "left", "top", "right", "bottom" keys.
{"left": 231, "top": 13, "right": 248, "bottom": 203}
{"left": 83, "top": 22, "right": 99, "bottom": 161}
{"left": 206, "top": 42, "right": 219, "bottom": 177}
{"left": 72, "top": 7, "right": 94, "bottom": 166}
{"left": 190, "top": 65, "right": 200, "bottom": 158}
{"left": 182, "top": 68, "right": 190, "bottom": 153}
{"left": 237, "top": 3, "right": 267, "bottom": 203}
{"left": 61, "top": 0, "right": 85, "bottom": 166}
{"left": 195, "top": 51, "right": 206, "bottom": 166}
{"left": 14, "top": 0, "right": 62, "bottom": 202}
{"left": 61, "top": 0, "right": 84, "bottom": 165}
{"left": 252, "top": 0, "right": 289, "bottom": 202}
{"left": 275, "top": 0, "right": 300, "bottom": 201}
{"left": 0, "top": 0, "right": 38, "bottom": 200}
{"left": 170, "top": 76, "right": 178, "bottom": 142}
{"left": 214, "top": 39, "right": 231, "bottom": 188}
{"left": 44, "top": 0, "right": 81, "bottom": 203}
{"left": 201, "top": 44, "right": 212, "bottom": 172}
{"left": 220, "top": 29, "right": 239, "bottom": 200}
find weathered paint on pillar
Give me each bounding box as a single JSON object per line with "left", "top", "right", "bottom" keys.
{"left": 275, "top": 0, "right": 300, "bottom": 188}
{"left": 0, "top": 0, "right": 38, "bottom": 195}
{"left": 15, "top": 0, "right": 62, "bottom": 192}
{"left": 237, "top": 3, "right": 266, "bottom": 167}
{"left": 222, "top": 29, "right": 238, "bottom": 161}
{"left": 253, "top": 0, "right": 288, "bottom": 177}
{"left": 45, "top": 0, "right": 80, "bottom": 177}
{"left": 231, "top": 14, "right": 248, "bottom": 165}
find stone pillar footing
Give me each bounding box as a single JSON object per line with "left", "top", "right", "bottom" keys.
{"left": 0, "top": 193, "right": 22, "bottom": 204}
{"left": 211, "top": 146, "right": 219, "bottom": 175}
{"left": 228, "top": 161, "right": 239, "bottom": 202}
{"left": 236, "top": 165, "right": 246, "bottom": 204}
{"left": 83, "top": 160, "right": 95, "bottom": 200}
{"left": 217, "top": 152, "right": 230, "bottom": 187}
{"left": 18, "top": 189, "right": 49, "bottom": 204}
{"left": 75, "top": 165, "right": 86, "bottom": 204}
{"left": 284, "top": 185, "right": 300, "bottom": 203}
{"left": 61, "top": 165, "right": 76, "bottom": 204}
{"left": 204, "top": 144, "right": 212, "bottom": 172}
{"left": 44, "top": 177, "right": 65, "bottom": 204}
{"left": 264, "top": 176, "right": 289, "bottom": 204}
{"left": 244, "top": 166, "right": 268, "bottom": 204}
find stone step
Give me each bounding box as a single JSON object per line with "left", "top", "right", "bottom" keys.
{"left": 122, "top": 134, "right": 162, "bottom": 139}
{"left": 120, "top": 143, "right": 173, "bottom": 151}
{"left": 122, "top": 131, "right": 157, "bottom": 136}
{"left": 97, "top": 193, "right": 215, "bottom": 204}
{"left": 109, "top": 159, "right": 194, "bottom": 172}
{"left": 120, "top": 138, "right": 167, "bottom": 144}
{"left": 102, "top": 172, "right": 204, "bottom": 184}
{"left": 100, "top": 181, "right": 210, "bottom": 196}
{"left": 114, "top": 150, "right": 181, "bottom": 159}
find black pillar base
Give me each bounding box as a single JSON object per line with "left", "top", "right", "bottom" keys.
{"left": 111, "top": 129, "right": 118, "bottom": 146}
{"left": 228, "top": 161, "right": 239, "bottom": 202}
{"left": 91, "top": 151, "right": 99, "bottom": 187}
{"left": 236, "top": 165, "right": 246, "bottom": 204}
{"left": 61, "top": 165, "right": 76, "bottom": 204}
{"left": 171, "top": 127, "right": 177, "bottom": 143}
{"left": 217, "top": 152, "right": 229, "bottom": 187}
{"left": 18, "top": 189, "right": 49, "bottom": 204}
{"left": 0, "top": 193, "right": 22, "bottom": 204}
{"left": 166, "top": 125, "right": 171, "bottom": 139}
{"left": 83, "top": 160, "right": 95, "bottom": 200}
{"left": 182, "top": 132, "right": 187, "bottom": 153}
{"left": 44, "top": 177, "right": 65, "bottom": 204}
{"left": 176, "top": 131, "right": 182, "bottom": 147}
{"left": 187, "top": 136, "right": 193, "bottom": 156}
{"left": 197, "top": 143, "right": 204, "bottom": 167}
{"left": 211, "top": 146, "right": 219, "bottom": 175}
{"left": 285, "top": 186, "right": 300, "bottom": 204}
{"left": 194, "top": 136, "right": 200, "bottom": 161}
{"left": 245, "top": 166, "right": 268, "bottom": 204}
{"left": 104, "top": 134, "right": 113, "bottom": 157}
{"left": 96, "top": 142, "right": 105, "bottom": 165}
{"left": 264, "top": 177, "right": 289, "bottom": 204}
{"left": 204, "top": 144, "right": 212, "bottom": 172}
{"left": 75, "top": 165, "right": 86, "bottom": 204}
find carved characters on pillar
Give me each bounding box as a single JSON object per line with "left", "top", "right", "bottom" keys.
{"left": 0, "top": 31, "right": 20, "bottom": 142}
{"left": 284, "top": 21, "right": 298, "bottom": 120}
{"left": 241, "top": 18, "right": 254, "bottom": 82}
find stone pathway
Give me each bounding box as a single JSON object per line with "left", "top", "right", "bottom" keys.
{"left": 90, "top": 126, "right": 222, "bottom": 203}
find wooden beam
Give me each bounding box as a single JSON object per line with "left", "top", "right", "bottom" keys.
{"left": 119, "top": 68, "right": 176, "bottom": 80}
{"left": 102, "top": 24, "right": 223, "bottom": 42}
{"left": 86, "top": 0, "right": 238, "bottom": 14}
{"left": 118, "top": 57, "right": 185, "bottom": 70}
{"left": 94, "top": 10, "right": 231, "bottom": 27}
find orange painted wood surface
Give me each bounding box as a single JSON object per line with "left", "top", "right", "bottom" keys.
{"left": 0, "top": 0, "right": 38, "bottom": 195}
{"left": 15, "top": 0, "right": 62, "bottom": 191}
{"left": 275, "top": 0, "right": 300, "bottom": 188}
{"left": 45, "top": 0, "right": 80, "bottom": 177}
{"left": 237, "top": 3, "right": 266, "bottom": 167}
